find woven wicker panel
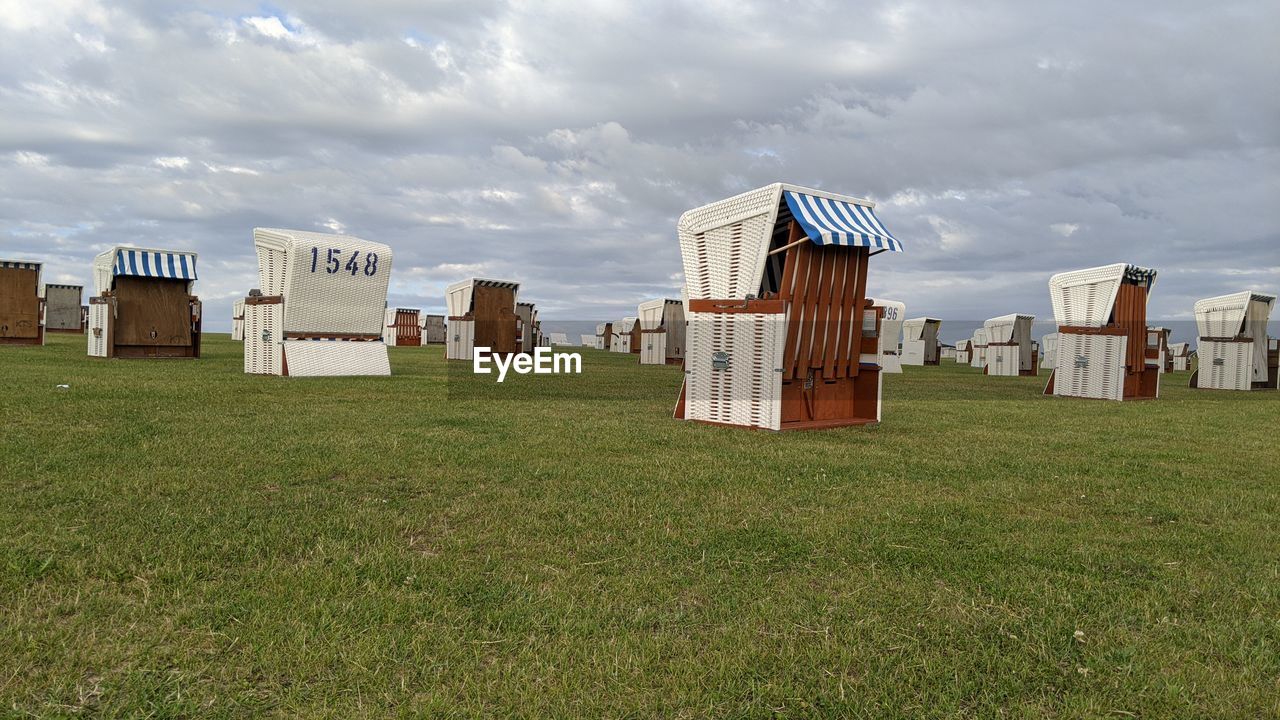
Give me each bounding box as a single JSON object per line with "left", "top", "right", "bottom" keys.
{"left": 1049, "top": 264, "right": 1127, "bottom": 327}
{"left": 684, "top": 310, "right": 785, "bottom": 430}
{"left": 264, "top": 233, "right": 391, "bottom": 336}
{"left": 91, "top": 249, "right": 116, "bottom": 295}
{"left": 678, "top": 185, "right": 781, "bottom": 301}
{"left": 1193, "top": 291, "right": 1253, "bottom": 338}
{"left": 446, "top": 319, "right": 474, "bottom": 360}
{"left": 637, "top": 299, "right": 665, "bottom": 330}
{"left": 282, "top": 340, "right": 390, "bottom": 377}
{"left": 611, "top": 323, "right": 634, "bottom": 353}
{"left": 986, "top": 346, "right": 1021, "bottom": 376}
{"left": 1198, "top": 340, "right": 1252, "bottom": 390}
{"left": 243, "top": 303, "right": 283, "bottom": 375}
{"left": 901, "top": 340, "right": 926, "bottom": 366}
{"left": 87, "top": 302, "right": 108, "bottom": 357}
{"left": 1054, "top": 333, "right": 1125, "bottom": 400}
{"left": 1040, "top": 334, "right": 1058, "bottom": 368}
{"left": 639, "top": 333, "right": 666, "bottom": 365}
{"left": 382, "top": 308, "right": 398, "bottom": 347}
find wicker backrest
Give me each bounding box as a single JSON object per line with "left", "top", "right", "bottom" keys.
{"left": 637, "top": 299, "right": 669, "bottom": 330}
{"left": 678, "top": 184, "right": 782, "bottom": 301}
{"left": 1049, "top": 264, "right": 1155, "bottom": 327}
{"left": 1194, "top": 291, "right": 1275, "bottom": 338}
{"left": 253, "top": 228, "right": 390, "bottom": 336}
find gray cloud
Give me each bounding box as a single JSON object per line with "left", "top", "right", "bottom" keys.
{"left": 1, "top": 0, "right": 1276, "bottom": 340}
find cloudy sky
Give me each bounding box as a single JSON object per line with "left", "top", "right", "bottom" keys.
{"left": 1, "top": 0, "right": 1276, "bottom": 339}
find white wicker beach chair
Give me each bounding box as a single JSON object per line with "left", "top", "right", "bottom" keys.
{"left": 612, "top": 317, "right": 638, "bottom": 353}
{"left": 444, "top": 278, "right": 519, "bottom": 360}
{"left": 968, "top": 328, "right": 988, "bottom": 369}
{"left": 900, "top": 316, "right": 941, "bottom": 366}
{"left": 231, "top": 299, "right": 245, "bottom": 341}
{"left": 867, "top": 299, "right": 906, "bottom": 373}
{"left": 1040, "top": 333, "right": 1058, "bottom": 369}
{"left": 983, "top": 314, "right": 1035, "bottom": 376}
{"left": 637, "top": 298, "right": 686, "bottom": 365}
{"left": 243, "top": 229, "right": 391, "bottom": 376}
{"left": 675, "top": 182, "right": 902, "bottom": 431}
{"left": 1191, "top": 291, "right": 1276, "bottom": 390}
{"left": 1045, "top": 263, "right": 1159, "bottom": 400}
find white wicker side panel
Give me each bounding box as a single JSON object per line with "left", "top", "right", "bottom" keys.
{"left": 901, "top": 339, "right": 925, "bottom": 366}
{"left": 1198, "top": 340, "right": 1251, "bottom": 390}
{"left": 231, "top": 317, "right": 245, "bottom": 341}
{"left": 1054, "top": 334, "right": 1125, "bottom": 400}
{"left": 969, "top": 348, "right": 984, "bottom": 369}
{"left": 446, "top": 319, "right": 474, "bottom": 360}
{"left": 581, "top": 334, "right": 595, "bottom": 346}
{"left": 382, "top": 309, "right": 397, "bottom": 347}
{"left": 1173, "top": 356, "right": 1189, "bottom": 371}
{"left": 638, "top": 301, "right": 664, "bottom": 330}
{"left": 255, "top": 242, "right": 290, "bottom": 297}
{"left": 244, "top": 303, "right": 283, "bottom": 375}
{"left": 87, "top": 303, "right": 108, "bottom": 357}
{"left": 987, "top": 347, "right": 1021, "bottom": 377}
{"left": 281, "top": 340, "right": 391, "bottom": 377}
{"left": 956, "top": 350, "right": 970, "bottom": 364}
{"left": 678, "top": 185, "right": 780, "bottom": 302}
{"left": 684, "top": 310, "right": 784, "bottom": 431}
{"left": 640, "top": 334, "right": 667, "bottom": 365}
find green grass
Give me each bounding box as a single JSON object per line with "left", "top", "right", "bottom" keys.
{"left": 2, "top": 334, "right": 1277, "bottom": 718}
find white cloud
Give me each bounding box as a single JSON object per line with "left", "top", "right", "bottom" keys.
{"left": 153, "top": 156, "right": 189, "bottom": 170}
{"left": 242, "top": 15, "right": 292, "bottom": 40}
{"left": 1050, "top": 222, "right": 1080, "bottom": 237}
{"left": 13, "top": 151, "right": 49, "bottom": 167}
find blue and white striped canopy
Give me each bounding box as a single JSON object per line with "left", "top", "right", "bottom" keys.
{"left": 783, "top": 190, "right": 902, "bottom": 252}
{"left": 113, "top": 249, "right": 197, "bottom": 280}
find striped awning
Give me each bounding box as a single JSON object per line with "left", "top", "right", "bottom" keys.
{"left": 783, "top": 190, "right": 902, "bottom": 252}
{"left": 113, "top": 249, "right": 197, "bottom": 280}
{"left": 1122, "top": 264, "right": 1156, "bottom": 289}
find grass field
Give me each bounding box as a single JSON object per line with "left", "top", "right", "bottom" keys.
{"left": 2, "top": 333, "right": 1277, "bottom": 718}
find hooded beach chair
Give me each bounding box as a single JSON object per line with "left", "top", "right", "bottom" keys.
{"left": 673, "top": 182, "right": 903, "bottom": 430}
